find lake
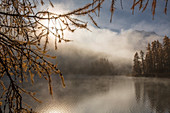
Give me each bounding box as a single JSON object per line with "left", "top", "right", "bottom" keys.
{"left": 23, "top": 75, "right": 170, "bottom": 113}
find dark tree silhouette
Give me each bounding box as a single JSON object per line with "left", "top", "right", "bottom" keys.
{"left": 133, "top": 36, "right": 170, "bottom": 77}
{"left": 133, "top": 52, "right": 142, "bottom": 75}
{"left": 157, "top": 41, "right": 164, "bottom": 73}
{"left": 163, "top": 36, "right": 170, "bottom": 72}
{"left": 90, "top": 58, "right": 115, "bottom": 75}
{"left": 140, "top": 50, "right": 145, "bottom": 74}
{"left": 145, "top": 43, "right": 153, "bottom": 73}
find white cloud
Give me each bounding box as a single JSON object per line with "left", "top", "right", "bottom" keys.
{"left": 52, "top": 26, "right": 163, "bottom": 64}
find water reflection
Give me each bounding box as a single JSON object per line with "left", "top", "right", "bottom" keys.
{"left": 37, "top": 101, "right": 71, "bottom": 113}
{"left": 134, "top": 78, "right": 170, "bottom": 113}
{"left": 23, "top": 76, "right": 170, "bottom": 113}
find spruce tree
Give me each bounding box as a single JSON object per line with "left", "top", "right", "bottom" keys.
{"left": 145, "top": 43, "right": 153, "bottom": 73}
{"left": 140, "top": 50, "right": 145, "bottom": 74}
{"left": 133, "top": 52, "right": 142, "bottom": 75}
{"left": 157, "top": 41, "right": 163, "bottom": 73}
{"left": 163, "top": 36, "right": 170, "bottom": 72}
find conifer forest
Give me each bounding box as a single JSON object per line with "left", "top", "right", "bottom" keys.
{"left": 133, "top": 36, "right": 170, "bottom": 77}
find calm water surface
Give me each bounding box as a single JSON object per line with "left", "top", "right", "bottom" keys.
{"left": 24, "top": 76, "right": 170, "bottom": 113}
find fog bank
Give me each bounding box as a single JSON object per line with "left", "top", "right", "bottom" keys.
{"left": 47, "top": 27, "right": 163, "bottom": 75}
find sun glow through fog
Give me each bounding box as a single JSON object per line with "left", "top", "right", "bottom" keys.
{"left": 36, "top": 101, "right": 71, "bottom": 113}
{"left": 38, "top": 105, "right": 68, "bottom": 113}
{"left": 39, "top": 5, "right": 69, "bottom": 42}
{"left": 43, "top": 109, "right": 64, "bottom": 113}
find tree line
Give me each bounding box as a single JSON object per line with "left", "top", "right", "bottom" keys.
{"left": 59, "top": 58, "right": 116, "bottom": 75}
{"left": 133, "top": 36, "right": 170, "bottom": 77}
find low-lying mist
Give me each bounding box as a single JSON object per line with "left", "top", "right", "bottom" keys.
{"left": 54, "top": 45, "right": 131, "bottom": 75}
{"left": 47, "top": 26, "right": 163, "bottom": 75}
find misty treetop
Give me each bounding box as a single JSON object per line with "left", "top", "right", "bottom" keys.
{"left": 59, "top": 57, "right": 117, "bottom": 75}
{"left": 133, "top": 36, "right": 170, "bottom": 77}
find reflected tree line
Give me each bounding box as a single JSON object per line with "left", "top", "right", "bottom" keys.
{"left": 133, "top": 36, "right": 170, "bottom": 77}
{"left": 134, "top": 80, "right": 170, "bottom": 113}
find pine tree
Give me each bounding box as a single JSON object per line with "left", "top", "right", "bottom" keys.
{"left": 140, "top": 50, "right": 145, "bottom": 74}
{"left": 151, "top": 41, "right": 159, "bottom": 72}
{"left": 145, "top": 43, "right": 153, "bottom": 73}
{"left": 163, "top": 36, "right": 170, "bottom": 72}
{"left": 157, "top": 41, "right": 164, "bottom": 73}
{"left": 133, "top": 52, "right": 142, "bottom": 75}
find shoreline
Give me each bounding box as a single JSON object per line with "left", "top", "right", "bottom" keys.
{"left": 127, "top": 73, "right": 170, "bottom": 78}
